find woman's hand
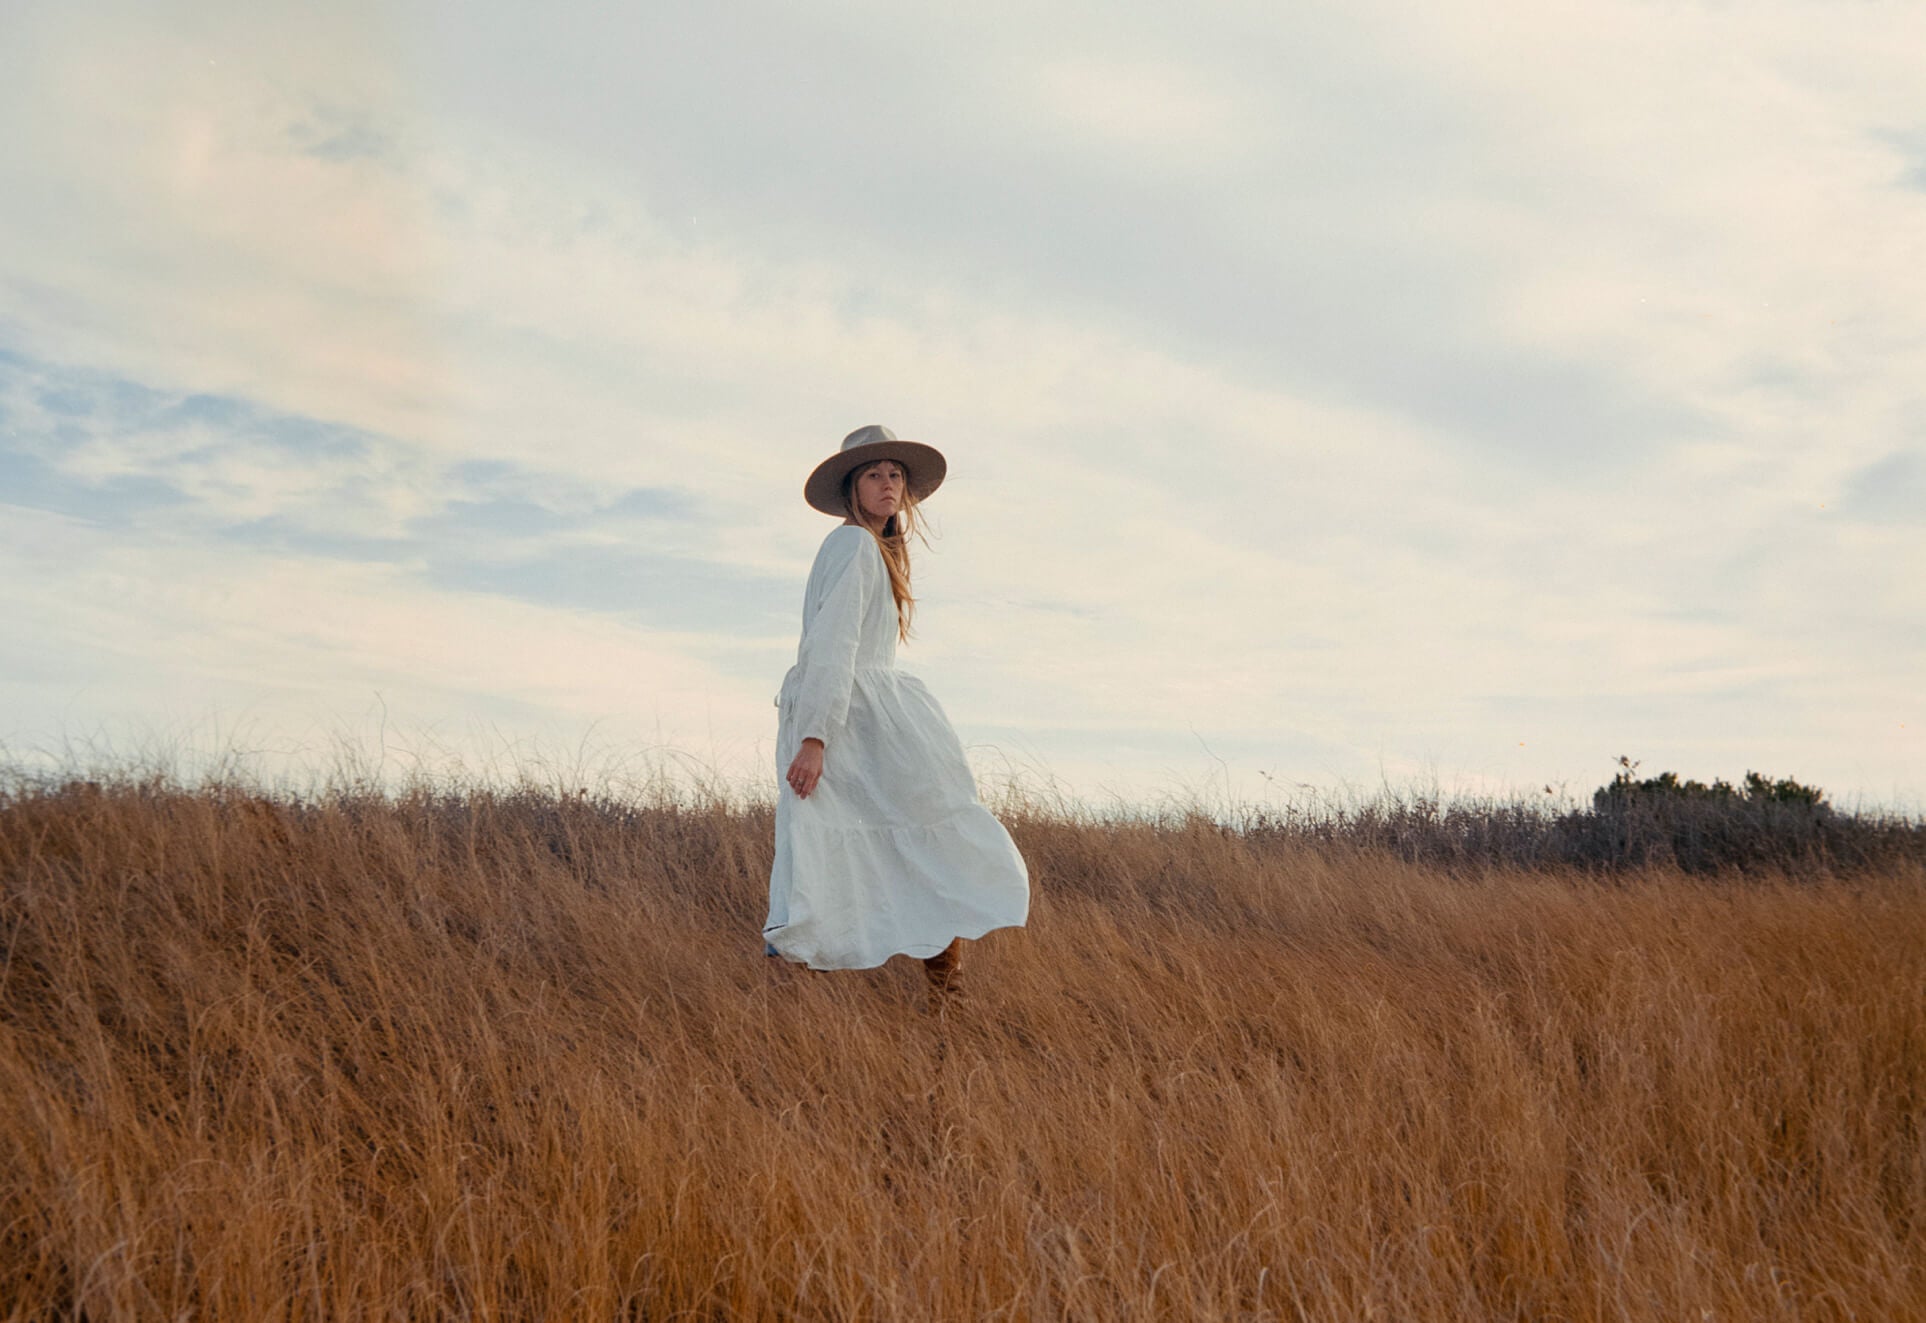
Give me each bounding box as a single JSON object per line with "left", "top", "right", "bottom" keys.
{"left": 786, "top": 738, "right": 825, "bottom": 799}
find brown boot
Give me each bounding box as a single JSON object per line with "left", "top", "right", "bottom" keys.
{"left": 923, "top": 938, "right": 964, "bottom": 1002}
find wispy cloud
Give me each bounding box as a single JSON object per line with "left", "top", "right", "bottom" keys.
{"left": 2, "top": 353, "right": 764, "bottom": 633}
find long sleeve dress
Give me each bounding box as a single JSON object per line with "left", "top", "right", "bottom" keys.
{"left": 765, "top": 524, "right": 1030, "bottom": 970}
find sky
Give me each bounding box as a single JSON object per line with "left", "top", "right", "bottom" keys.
{"left": 2, "top": 0, "right": 1922, "bottom": 811}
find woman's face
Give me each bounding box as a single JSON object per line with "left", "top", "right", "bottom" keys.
{"left": 853, "top": 460, "right": 906, "bottom": 521}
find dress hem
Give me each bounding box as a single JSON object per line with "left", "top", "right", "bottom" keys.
{"left": 761, "top": 915, "right": 1027, "bottom": 972}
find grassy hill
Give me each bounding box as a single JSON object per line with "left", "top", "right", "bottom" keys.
{"left": 2, "top": 775, "right": 1922, "bottom": 1320}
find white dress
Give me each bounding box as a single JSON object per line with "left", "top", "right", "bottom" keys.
{"left": 765, "top": 524, "right": 1030, "bottom": 970}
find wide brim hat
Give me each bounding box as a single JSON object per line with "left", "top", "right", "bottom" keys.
{"left": 804, "top": 424, "right": 947, "bottom": 516}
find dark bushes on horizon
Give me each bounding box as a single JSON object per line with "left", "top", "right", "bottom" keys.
{"left": 1237, "top": 759, "right": 1925, "bottom": 878}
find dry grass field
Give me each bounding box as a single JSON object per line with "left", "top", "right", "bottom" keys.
{"left": 2, "top": 774, "right": 1922, "bottom": 1320}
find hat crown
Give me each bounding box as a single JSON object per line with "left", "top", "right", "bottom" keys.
{"left": 842, "top": 424, "right": 897, "bottom": 451}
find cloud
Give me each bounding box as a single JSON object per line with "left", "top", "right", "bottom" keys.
{"left": 0, "top": 448, "right": 193, "bottom": 532}
{"left": 287, "top": 104, "right": 396, "bottom": 165}
{"left": 3, "top": 351, "right": 765, "bottom": 642}
{"left": 1843, "top": 449, "right": 1926, "bottom": 525}
{"left": 0, "top": 500, "right": 783, "bottom": 782}
{"left": 1027, "top": 55, "right": 1262, "bottom": 164}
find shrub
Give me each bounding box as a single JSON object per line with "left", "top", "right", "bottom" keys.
{"left": 1236, "top": 760, "right": 1924, "bottom": 879}
{"left": 1568, "top": 758, "right": 1855, "bottom": 876}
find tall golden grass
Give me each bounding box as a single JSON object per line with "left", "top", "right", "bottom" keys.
{"left": 2, "top": 774, "right": 1922, "bottom": 1320}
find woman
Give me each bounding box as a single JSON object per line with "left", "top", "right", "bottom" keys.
{"left": 765, "top": 425, "right": 1029, "bottom": 994}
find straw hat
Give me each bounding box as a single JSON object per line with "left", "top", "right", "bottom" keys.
{"left": 804, "top": 425, "right": 947, "bottom": 516}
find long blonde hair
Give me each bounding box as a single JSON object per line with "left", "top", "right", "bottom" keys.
{"left": 842, "top": 461, "right": 926, "bottom": 643}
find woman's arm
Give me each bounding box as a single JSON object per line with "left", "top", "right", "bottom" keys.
{"left": 790, "top": 529, "right": 880, "bottom": 746}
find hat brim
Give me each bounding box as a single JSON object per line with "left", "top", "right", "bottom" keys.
{"left": 804, "top": 439, "right": 947, "bottom": 516}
